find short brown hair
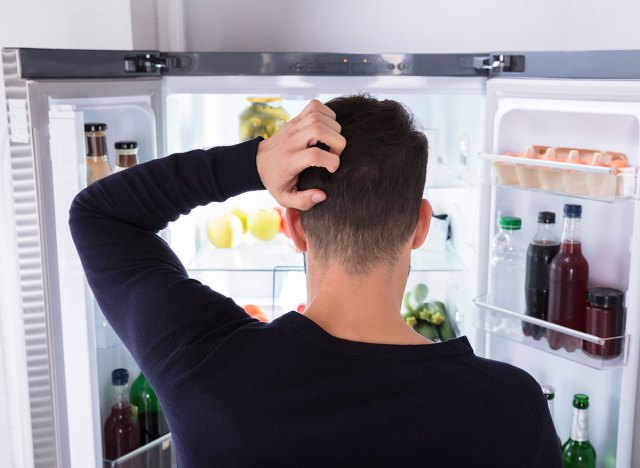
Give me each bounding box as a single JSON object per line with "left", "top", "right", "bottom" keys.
{"left": 298, "top": 94, "right": 428, "bottom": 274}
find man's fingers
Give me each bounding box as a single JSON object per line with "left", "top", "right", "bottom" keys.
{"left": 299, "top": 111, "right": 342, "bottom": 134}
{"left": 296, "top": 99, "right": 336, "bottom": 122}
{"left": 281, "top": 188, "right": 327, "bottom": 211}
{"left": 293, "top": 123, "right": 347, "bottom": 156}
{"left": 290, "top": 147, "right": 340, "bottom": 175}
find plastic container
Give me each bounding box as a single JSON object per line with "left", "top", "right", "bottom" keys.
{"left": 584, "top": 288, "right": 625, "bottom": 359}
{"left": 487, "top": 216, "right": 526, "bottom": 314}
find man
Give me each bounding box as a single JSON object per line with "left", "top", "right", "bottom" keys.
{"left": 70, "top": 96, "right": 561, "bottom": 467}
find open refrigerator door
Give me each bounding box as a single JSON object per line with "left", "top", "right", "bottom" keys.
{"left": 3, "top": 47, "right": 176, "bottom": 467}
{"left": 476, "top": 76, "right": 640, "bottom": 467}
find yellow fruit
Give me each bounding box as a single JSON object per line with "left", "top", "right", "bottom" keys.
{"left": 207, "top": 213, "right": 243, "bottom": 248}
{"left": 229, "top": 206, "right": 249, "bottom": 233}
{"left": 248, "top": 208, "right": 281, "bottom": 241}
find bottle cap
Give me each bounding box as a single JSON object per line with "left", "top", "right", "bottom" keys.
{"left": 586, "top": 287, "right": 624, "bottom": 310}
{"left": 573, "top": 393, "right": 589, "bottom": 409}
{"left": 84, "top": 122, "right": 107, "bottom": 132}
{"left": 112, "top": 368, "right": 129, "bottom": 386}
{"left": 114, "top": 140, "right": 138, "bottom": 150}
{"left": 537, "top": 211, "right": 556, "bottom": 224}
{"left": 499, "top": 216, "right": 521, "bottom": 230}
{"left": 541, "top": 384, "right": 555, "bottom": 400}
{"left": 564, "top": 204, "right": 582, "bottom": 218}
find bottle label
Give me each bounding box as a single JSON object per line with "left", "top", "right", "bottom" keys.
{"left": 570, "top": 408, "right": 589, "bottom": 442}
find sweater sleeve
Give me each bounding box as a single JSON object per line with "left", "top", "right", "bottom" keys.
{"left": 69, "top": 138, "right": 265, "bottom": 381}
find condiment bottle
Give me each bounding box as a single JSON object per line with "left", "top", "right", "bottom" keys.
{"left": 584, "top": 287, "right": 625, "bottom": 359}
{"left": 85, "top": 122, "right": 112, "bottom": 185}
{"left": 547, "top": 204, "right": 589, "bottom": 352}
{"left": 114, "top": 141, "right": 139, "bottom": 173}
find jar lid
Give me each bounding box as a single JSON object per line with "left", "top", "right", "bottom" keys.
{"left": 564, "top": 204, "right": 582, "bottom": 218}
{"left": 111, "top": 368, "right": 129, "bottom": 385}
{"left": 537, "top": 211, "right": 556, "bottom": 224}
{"left": 247, "top": 97, "right": 282, "bottom": 103}
{"left": 586, "top": 287, "right": 624, "bottom": 309}
{"left": 115, "top": 140, "right": 138, "bottom": 150}
{"left": 499, "top": 216, "right": 521, "bottom": 230}
{"left": 84, "top": 122, "right": 107, "bottom": 132}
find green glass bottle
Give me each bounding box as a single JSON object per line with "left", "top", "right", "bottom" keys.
{"left": 541, "top": 384, "right": 561, "bottom": 447}
{"left": 562, "top": 394, "right": 596, "bottom": 468}
{"left": 129, "top": 372, "right": 170, "bottom": 444}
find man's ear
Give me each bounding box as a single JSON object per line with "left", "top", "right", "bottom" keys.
{"left": 412, "top": 199, "right": 432, "bottom": 249}
{"left": 286, "top": 208, "right": 307, "bottom": 252}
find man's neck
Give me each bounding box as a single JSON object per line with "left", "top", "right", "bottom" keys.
{"left": 301, "top": 251, "right": 431, "bottom": 345}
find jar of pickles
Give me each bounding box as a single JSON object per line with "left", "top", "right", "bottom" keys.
{"left": 239, "top": 97, "right": 289, "bottom": 141}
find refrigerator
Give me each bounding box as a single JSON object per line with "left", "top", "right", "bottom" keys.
{"left": 3, "top": 48, "right": 640, "bottom": 468}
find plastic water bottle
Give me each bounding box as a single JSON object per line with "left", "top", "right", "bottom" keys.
{"left": 487, "top": 216, "right": 526, "bottom": 329}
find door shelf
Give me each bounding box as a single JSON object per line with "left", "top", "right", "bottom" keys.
{"left": 480, "top": 153, "right": 637, "bottom": 202}
{"left": 103, "top": 433, "right": 175, "bottom": 468}
{"left": 186, "top": 238, "right": 463, "bottom": 273}
{"left": 473, "top": 295, "right": 629, "bottom": 370}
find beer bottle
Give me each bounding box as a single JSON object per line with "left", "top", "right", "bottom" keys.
{"left": 562, "top": 393, "right": 596, "bottom": 468}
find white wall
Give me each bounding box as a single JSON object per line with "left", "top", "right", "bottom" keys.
{"left": 0, "top": 1, "right": 134, "bottom": 467}
{"left": 179, "top": 0, "right": 640, "bottom": 53}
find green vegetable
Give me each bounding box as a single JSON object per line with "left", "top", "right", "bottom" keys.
{"left": 425, "top": 302, "right": 445, "bottom": 326}
{"left": 438, "top": 318, "right": 457, "bottom": 341}
{"left": 402, "top": 291, "right": 415, "bottom": 315}
{"left": 404, "top": 315, "right": 418, "bottom": 328}
{"left": 415, "top": 321, "right": 440, "bottom": 341}
{"left": 412, "top": 283, "right": 429, "bottom": 304}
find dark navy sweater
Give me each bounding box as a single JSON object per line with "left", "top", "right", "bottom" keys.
{"left": 69, "top": 138, "right": 562, "bottom": 467}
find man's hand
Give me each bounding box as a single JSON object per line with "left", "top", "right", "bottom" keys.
{"left": 256, "top": 99, "right": 346, "bottom": 211}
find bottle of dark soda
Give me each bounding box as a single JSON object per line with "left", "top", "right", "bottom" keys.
{"left": 523, "top": 212, "right": 560, "bottom": 339}
{"left": 547, "top": 204, "right": 589, "bottom": 352}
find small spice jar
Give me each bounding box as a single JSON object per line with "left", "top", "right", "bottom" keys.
{"left": 85, "top": 122, "right": 112, "bottom": 185}
{"left": 583, "top": 287, "right": 625, "bottom": 359}
{"left": 114, "top": 141, "right": 138, "bottom": 173}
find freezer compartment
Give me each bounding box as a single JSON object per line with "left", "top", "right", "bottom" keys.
{"left": 474, "top": 296, "right": 629, "bottom": 370}
{"left": 482, "top": 153, "right": 637, "bottom": 201}
{"left": 103, "top": 433, "right": 175, "bottom": 468}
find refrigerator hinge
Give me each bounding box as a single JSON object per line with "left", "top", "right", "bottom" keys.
{"left": 123, "top": 53, "right": 192, "bottom": 74}
{"left": 124, "top": 53, "right": 167, "bottom": 74}
{"left": 473, "top": 54, "right": 524, "bottom": 74}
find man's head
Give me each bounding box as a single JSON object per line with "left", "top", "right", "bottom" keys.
{"left": 293, "top": 94, "right": 430, "bottom": 275}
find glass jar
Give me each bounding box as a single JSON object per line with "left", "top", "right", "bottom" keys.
{"left": 114, "top": 141, "right": 138, "bottom": 173}
{"left": 239, "top": 97, "right": 289, "bottom": 141}
{"left": 85, "top": 122, "right": 112, "bottom": 185}
{"left": 583, "top": 287, "right": 625, "bottom": 359}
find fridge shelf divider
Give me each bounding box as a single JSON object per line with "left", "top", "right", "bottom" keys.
{"left": 473, "top": 295, "right": 629, "bottom": 370}
{"left": 480, "top": 152, "right": 624, "bottom": 174}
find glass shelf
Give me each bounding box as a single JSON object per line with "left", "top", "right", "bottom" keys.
{"left": 473, "top": 295, "right": 629, "bottom": 370}
{"left": 480, "top": 153, "right": 637, "bottom": 202}
{"left": 186, "top": 238, "right": 463, "bottom": 273}
{"left": 104, "top": 433, "right": 174, "bottom": 468}
{"left": 424, "top": 162, "right": 467, "bottom": 189}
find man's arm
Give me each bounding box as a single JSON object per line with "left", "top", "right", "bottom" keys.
{"left": 69, "top": 100, "right": 345, "bottom": 383}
